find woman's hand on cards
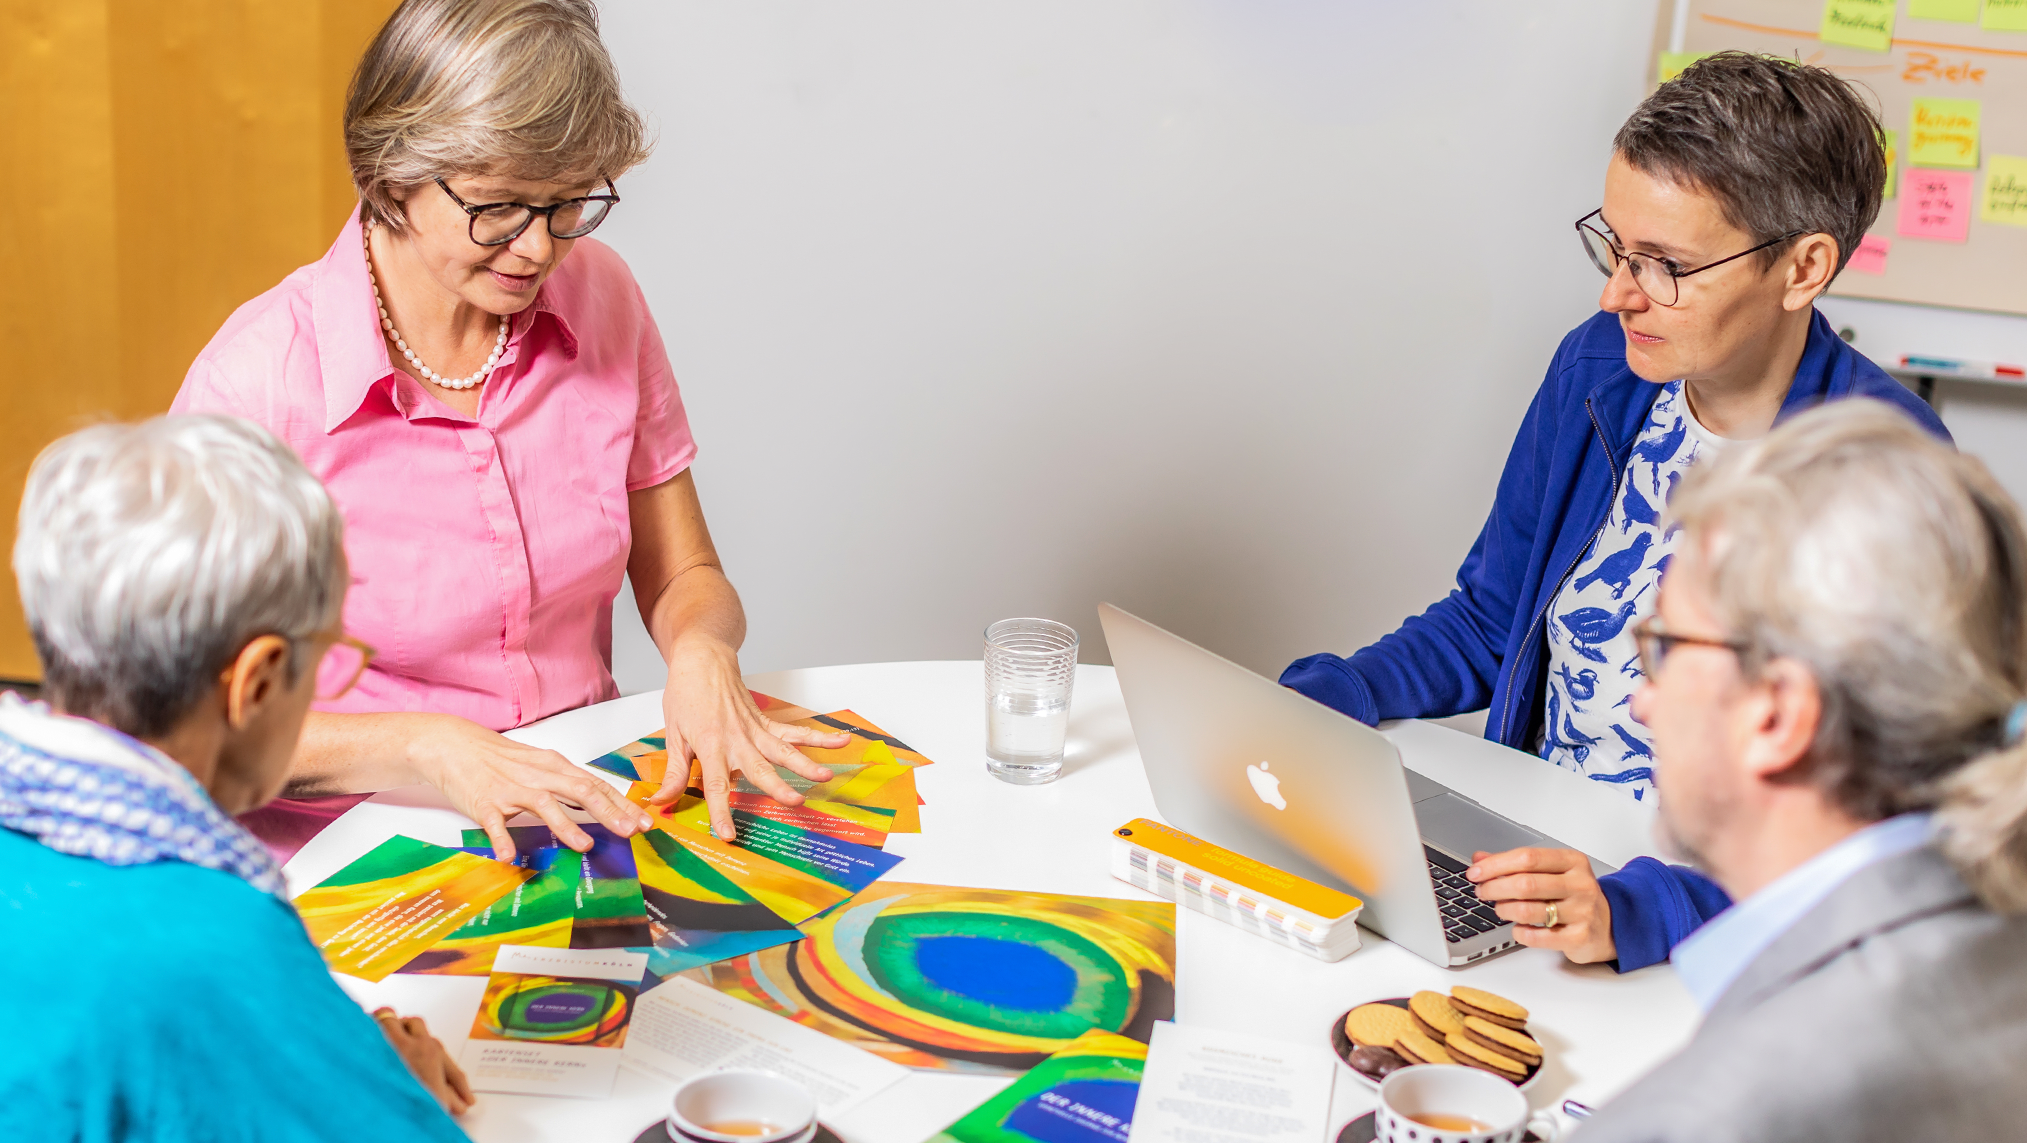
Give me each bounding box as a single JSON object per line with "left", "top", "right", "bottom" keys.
{"left": 374, "top": 1009, "right": 474, "bottom": 1115}
{"left": 657, "top": 632, "right": 846, "bottom": 840}
{"left": 404, "top": 712, "right": 653, "bottom": 863}
{"left": 1466, "top": 846, "right": 1617, "bottom": 964}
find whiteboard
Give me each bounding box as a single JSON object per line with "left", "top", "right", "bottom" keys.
{"left": 1658, "top": 0, "right": 2027, "bottom": 317}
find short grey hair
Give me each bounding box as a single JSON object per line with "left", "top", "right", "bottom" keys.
{"left": 345, "top": 0, "right": 652, "bottom": 230}
{"left": 13, "top": 416, "right": 346, "bottom": 740}
{"left": 1667, "top": 400, "right": 2027, "bottom": 911}
{"left": 1616, "top": 52, "right": 1886, "bottom": 275}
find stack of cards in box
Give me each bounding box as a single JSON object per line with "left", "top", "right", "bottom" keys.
{"left": 1110, "top": 817, "right": 1363, "bottom": 961}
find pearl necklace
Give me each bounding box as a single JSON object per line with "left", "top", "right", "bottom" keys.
{"left": 364, "top": 223, "right": 507, "bottom": 391}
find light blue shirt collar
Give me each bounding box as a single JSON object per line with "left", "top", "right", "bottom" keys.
{"left": 1670, "top": 812, "right": 1933, "bottom": 1011}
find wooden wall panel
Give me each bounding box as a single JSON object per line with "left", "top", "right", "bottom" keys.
{"left": 0, "top": 0, "right": 397, "bottom": 681}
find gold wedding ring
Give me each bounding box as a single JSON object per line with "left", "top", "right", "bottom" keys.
{"left": 1544, "top": 902, "right": 1562, "bottom": 929}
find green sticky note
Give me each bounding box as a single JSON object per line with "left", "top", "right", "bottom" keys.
{"left": 1909, "top": 0, "right": 1979, "bottom": 21}
{"left": 1883, "top": 129, "right": 1898, "bottom": 199}
{"left": 1821, "top": 0, "right": 1896, "bottom": 51}
{"left": 1982, "top": 156, "right": 2027, "bottom": 227}
{"left": 1909, "top": 98, "right": 1981, "bottom": 169}
{"left": 1657, "top": 51, "right": 1709, "bottom": 84}
{"left": 1984, "top": 0, "right": 2027, "bottom": 32}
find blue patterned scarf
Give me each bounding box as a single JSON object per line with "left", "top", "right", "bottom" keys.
{"left": 0, "top": 693, "right": 284, "bottom": 897}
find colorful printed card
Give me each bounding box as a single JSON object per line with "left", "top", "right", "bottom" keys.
{"left": 599, "top": 737, "right": 922, "bottom": 843}
{"left": 396, "top": 847, "right": 578, "bottom": 975}
{"left": 654, "top": 801, "right": 906, "bottom": 893}
{"left": 294, "top": 836, "right": 534, "bottom": 981}
{"left": 461, "top": 824, "right": 652, "bottom": 949}
{"left": 925, "top": 1029, "right": 1148, "bottom": 1143}
{"left": 632, "top": 828, "right": 804, "bottom": 978}
{"left": 630, "top": 788, "right": 856, "bottom": 923}
{"left": 462, "top": 944, "right": 647, "bottom": 1098}
{"left": 685, "top": 883, "right": 1177, "bottom": 1075}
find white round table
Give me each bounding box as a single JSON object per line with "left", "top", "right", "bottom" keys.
{"left": 283, "top": 661, "right": 1699, "bottom": 1142}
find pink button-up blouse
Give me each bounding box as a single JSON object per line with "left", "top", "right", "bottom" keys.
{"left": 173, "top": 211, "right": 694, "bottom": 854}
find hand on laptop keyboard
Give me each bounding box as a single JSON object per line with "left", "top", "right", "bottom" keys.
{"left": 1463, "top": 846, "right": 1617, "bottom": 963}
{"left": 1426, "top": 847, "right": 1509, "bottom": 943}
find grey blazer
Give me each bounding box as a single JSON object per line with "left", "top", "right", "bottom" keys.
{"left": 1571, "top": 844, "right": 2027, "bottom": 1143}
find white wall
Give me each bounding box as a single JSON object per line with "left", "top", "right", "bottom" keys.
{"left": 595, "top": 1, "right": 2027, "bottom": 694}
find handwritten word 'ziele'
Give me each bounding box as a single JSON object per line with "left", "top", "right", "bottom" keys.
{"left": 1903, "top": 53, "right": 1986, "bottom": 85}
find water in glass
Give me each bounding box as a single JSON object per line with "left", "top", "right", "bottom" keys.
{"left": 983, "top": 617, "right": 1078, "bottom": 785}
{"left": 987, "top": 690, "right": 1071, "bottom": 782}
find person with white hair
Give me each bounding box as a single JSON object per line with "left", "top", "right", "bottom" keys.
{"left": 1569, "top": 399, "right": 2027, "bottom": 1142}
{"left": 0, "top": 416, "right": 472, "bottom": 1138}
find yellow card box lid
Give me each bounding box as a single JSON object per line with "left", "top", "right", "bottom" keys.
{"left": 1112, "top": 818, "right": 1361, "bottom": 920}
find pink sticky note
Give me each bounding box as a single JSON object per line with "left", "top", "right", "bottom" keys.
{"left": 1847, "top": 233, "right": 1891, "bottom": 275}
{"left": 1897, "top": 170, "right": 1973, "bottom": 242}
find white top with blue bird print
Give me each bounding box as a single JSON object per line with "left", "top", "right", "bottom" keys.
{"left": 1537, "top": 380, "right": 1731, "bottom": 800}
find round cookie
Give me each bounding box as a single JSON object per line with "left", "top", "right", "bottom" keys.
{"left": 1462, "top": 1016, "right": 1542, "bottom": 1065}
{"left": 1445, "top": 1031, "right": 1529, "bottom": 1081}
{"left": 1394, "top": 1028, "right": 1455, "bottom": 1066}
{"left": 1450, "top": 985, "right": 1529, "bottom": 1030}
{"left": 1408, "top": 990, "right": 1466, "bottom": 1040}
{"left": 1345, "top": 1002, "right": 1415, "bottom": 1049}
{"left": 1346, "top": 1044, "right": 1408, "bottom": 1082}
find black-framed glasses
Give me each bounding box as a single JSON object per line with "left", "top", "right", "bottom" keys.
{"left": 1631, "top": 615, "right": 1749, "bottom": 677}
{"left": 1577, "top": 209, "right": 1804, "bottom": 307}
{"left": 436, "top": 177, "right": 619, "bottom": 246}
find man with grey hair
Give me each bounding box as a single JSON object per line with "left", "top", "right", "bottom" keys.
{"left": 1571, "top": 400, "right": 2027, "bottom": 1142}
{"left": 0, "top": 415, "right": 471, "bottom": 1138}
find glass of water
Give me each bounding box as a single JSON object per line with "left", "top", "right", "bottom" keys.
{"left": 983, "top": 618, "right": 1078, "bottom": 785}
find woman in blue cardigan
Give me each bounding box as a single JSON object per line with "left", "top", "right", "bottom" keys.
{"left": 0, "top": 416, "right": 471, "bottom": 1139}
{"left": 1281, "top": 54, "right": 1950, "bottom": 970}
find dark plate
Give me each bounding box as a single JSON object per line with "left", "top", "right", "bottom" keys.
{"left": 1337, "top": 1111, "right": 1543, "bottom": 1143}
{"left": 1331, "top": 998, "right": 1541, "bottom": 1090}
{"left": 633, "top": 1123, "right": 841, "bottom": 1143}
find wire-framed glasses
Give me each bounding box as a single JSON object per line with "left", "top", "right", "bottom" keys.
{"left": 313, "top": 634, "right": 376, "bottom": 700}
{"left": 1576, "top": 209, "right": 1803, "bottom": 307}
{"left": 1631, "top": 615, "right": 1748, "bottom": 677}
{"left": 435, "top": 178, "right": 620, "bottom": 247}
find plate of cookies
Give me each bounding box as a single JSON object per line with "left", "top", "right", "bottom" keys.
{"left": 1332, "top": 986, "right": 1544, "bottom": 1090}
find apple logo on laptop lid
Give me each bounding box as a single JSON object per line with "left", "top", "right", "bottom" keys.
{"left": 1246, "top": 762, "right": 1287, "bottom": 810}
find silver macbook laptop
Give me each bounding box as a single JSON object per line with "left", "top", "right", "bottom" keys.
{"left": 1100, "top": 603, "right": 1614, "bottom": 968}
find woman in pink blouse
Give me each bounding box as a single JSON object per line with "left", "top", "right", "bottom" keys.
{"left": 173, "top": 0, "right": 845, "bottom": 861}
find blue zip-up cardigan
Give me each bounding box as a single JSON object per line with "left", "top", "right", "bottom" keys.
{"left": 1282, "top": 308, "right": 1952, "bottom": 970}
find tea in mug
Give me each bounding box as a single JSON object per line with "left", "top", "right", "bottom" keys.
{"left": 1408, "top": 1112, "right": 1494, "bottom": 1132}
{"left": 701, "top": 1123, "right": 779, "bottom": 1138}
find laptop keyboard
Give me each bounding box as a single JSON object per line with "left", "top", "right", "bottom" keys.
{"left": 1427, "top": 846, "right": 1507, "bottom": 944}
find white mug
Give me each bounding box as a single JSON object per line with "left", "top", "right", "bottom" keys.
{"left": 1376, "top": 1064, "right": 1560, "bottom": 1143}
{"left": 666, "top": 1069, "right": 819, "bottom": 1143}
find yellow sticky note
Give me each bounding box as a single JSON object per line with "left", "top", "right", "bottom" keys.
{"left": 1883, "top": 129, "right": 1898, "bottom": 198}
{"left": 1821, "top": 0, "right": 1896, "bottom": 51}
{"left": 1982, "top": 156, "right": 2027, "bottom": 227}
{"left": 1984, "top": 0, "right": 2027, "bottom": 32}
{"left": 1657, "top": 51, "right": 1708, "bottom": 84}
{"left": 1909, "top": 0, "right": 1978, "bottom": 21}
{"left": 1909, "top": 98, "right": 1981, "bottom": 169}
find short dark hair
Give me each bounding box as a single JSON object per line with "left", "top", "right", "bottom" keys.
{"left": 1614, "top": 52, "right": 1885, "bottom": 275}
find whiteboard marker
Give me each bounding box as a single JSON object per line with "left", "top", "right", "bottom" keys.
{"left": 1899, "top": 355, "right": 2026, "bottom": 380}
